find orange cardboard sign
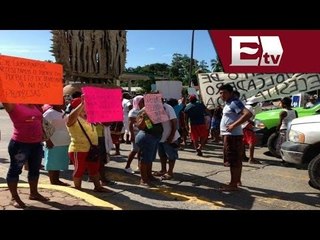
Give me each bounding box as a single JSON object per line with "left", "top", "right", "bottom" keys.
{"left": 0, "top": 55, "right": 63, "bottom": 104}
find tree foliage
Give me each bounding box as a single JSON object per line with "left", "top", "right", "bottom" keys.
{"left": 124, "top": 53, "right": 214, "bottom": 91}
{"left": 210, "top": 56, "right": 224, "bottom": 72}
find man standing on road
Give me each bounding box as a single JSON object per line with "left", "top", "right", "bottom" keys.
{"left": 184, "top": 94, "right": 209, "bottom": 156}
{"left": 219, "top": 84, "right": 252, "bottom": 191}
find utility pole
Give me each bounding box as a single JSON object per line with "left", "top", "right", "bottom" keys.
{"left": 189, "top": 30, "right": 195, "bottom": 87}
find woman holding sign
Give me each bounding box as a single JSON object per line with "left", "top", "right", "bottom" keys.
{"left": 3, "top": 103, "right": 49, "bottom": 208}
{"left": 66, "top": 96, "right": 111, "bottom": 192}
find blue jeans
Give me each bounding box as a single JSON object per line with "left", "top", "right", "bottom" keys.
{"left": 135, "top": 131, "right": 160, "bottom": 163}
{"left": 7, "top": 139, "right": 43, "bottom": 182}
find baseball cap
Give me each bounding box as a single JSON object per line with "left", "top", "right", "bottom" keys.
{"left": 189, "top": 94, "right": 197, "bottom": 101}
{"left": 70, "top": 97, "right": 82, "bottom": 109}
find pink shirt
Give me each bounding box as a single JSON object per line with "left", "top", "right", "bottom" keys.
{"left": 9, "top": 104, "right": 43, "bottom": 143}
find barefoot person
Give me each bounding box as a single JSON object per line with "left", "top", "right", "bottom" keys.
{"left": 218, "top": 84, "right": 252, "bottom": 191}
{"left": 3, "top": 103, "right": 50, "bottom": 208}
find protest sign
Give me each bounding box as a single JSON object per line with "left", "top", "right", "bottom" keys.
{"left": 82, "top": 86, "right": 123, "bottom": 123}
{"left": 247, "top": 73, "right": 320, "bottom": 103}
{"left": 198, "top": 72, "right": 295, "bottom": 109}
{"left": 0, "top": 55, "right": 63, "bottom": 104}
{"left": 156, "top": 80, "right": 182, "bottom": 100}
{"left": 144, "top": 93, "right": 169, "bottom": 124}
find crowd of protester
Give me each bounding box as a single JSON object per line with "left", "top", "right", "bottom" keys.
{"left": 2, "top": 84, "right": 290, "bottom": 208}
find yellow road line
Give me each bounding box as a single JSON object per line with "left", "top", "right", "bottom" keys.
{"left": 151, "top": 187, "right": 226, "bottom": 209}
{"left": 0, "top": 183, "right": 122, "bottom": 210}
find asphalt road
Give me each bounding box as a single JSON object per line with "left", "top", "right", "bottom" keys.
{"left": 0, "top": 109, "right": 319, "bottom": 210}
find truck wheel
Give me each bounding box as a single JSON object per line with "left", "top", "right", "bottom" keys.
{"left": 308, "top": 154, "right": 320, "bottom": 190}
{"left": 267, "top": 132, "right": 281, "bottom": 158}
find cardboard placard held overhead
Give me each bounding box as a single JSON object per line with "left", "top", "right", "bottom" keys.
{"left": 0, "top": 55, "right": 63, "bottom": 104}
{"left": 156, "top": 81, "right": 182, "bottom": 100}
{"left": 82, "top": 86, "right": 123, "bottom": 123}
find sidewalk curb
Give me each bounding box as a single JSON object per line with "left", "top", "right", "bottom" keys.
{"left": 0, "top": 183, "right": 122, "bottom": 210}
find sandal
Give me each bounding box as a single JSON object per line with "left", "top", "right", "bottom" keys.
{"left": 10, "top": 198, "right": 27, "bottom": 209}
{"left": 51, "top": 181, "right": 71, "bottom": 186}
{"left": 29, "top": 194, "right": 50, "bottom": 202}
{"left": 226, "top": 181, "right": 242, "bottom": 187}
{"left": 101, "top": 179, "right": 117, "bottom": 186}
{"left": 153, "top": 171, "right": 166, "bottom": 177}
{"left": 249, "top": 159, "right": 261, "bottom": 164}
{"left": 196, "top": 149, "right": 203, "bottom": 156}
{"left": 161, "top": 173, "right": 173, "bottom": 180}
{"left": 94, "top": 186, "right": 113, "bottom": 193}
{"left": 218, "top": 184, "right": 239, "bottom": 192}
{"left": 140, "top": 181, "right": 155, "bottom": 188}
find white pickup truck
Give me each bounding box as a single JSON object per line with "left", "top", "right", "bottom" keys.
{"left": 280, "top": 115, "right": 320, "bottom": 189}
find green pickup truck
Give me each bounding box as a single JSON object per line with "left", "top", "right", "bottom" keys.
{"left": 254, "top": 103, "right": 320, "bottom": 149}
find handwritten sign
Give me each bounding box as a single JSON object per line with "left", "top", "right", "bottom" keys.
{"left": 156, "top": 80, "right": 182, "bottom": 100}
{"left": 82, "top": 86, "right": 123, "bottom": 123}
{"left": 144, "top": 94, "right": 169, "bottom": 124}
{"left": 198, "top": 73, "right": 294, "bottom": 109}
{"left": 0, "top": 55, "right": 63, "bottom": 104}
{"left": 247, "top": 74, "right": 320, "bottom": 103}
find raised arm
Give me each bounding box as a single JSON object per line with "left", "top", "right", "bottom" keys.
{"left": 66, "top": 97, "right": 85, "bottom": 127}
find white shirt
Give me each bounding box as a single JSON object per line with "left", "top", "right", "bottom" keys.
{"left": 160, "top": 103, "right": 180, "bottom": 143}
{"left": 122, "top": 99, "right": 132, "bottom": 131}
{"left": 43, "top": 108, "right": 71, "bottom": 146}
{"left": 128, "top": 108, "right": 140, "bottom": 135}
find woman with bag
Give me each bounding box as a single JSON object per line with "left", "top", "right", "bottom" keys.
{"left": 135, "top": 107, "right": 163, "bottom": 187}
{"left": 66, "top": 96, "right": 111, "bottom": 192}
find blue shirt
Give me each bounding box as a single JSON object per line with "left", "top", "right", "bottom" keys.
{"left": 184, "top": 102, "right": 206, "bottom": 125}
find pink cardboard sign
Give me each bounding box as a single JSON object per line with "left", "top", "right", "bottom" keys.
{"left": 144, "top": 94, "right": 169, "bottom": 124}
{"left": 82, "top": 87, "right": 123, "bottom": 123}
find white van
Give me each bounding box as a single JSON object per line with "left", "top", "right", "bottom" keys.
{"left": 280, "top": 115, "right": 320, "bottom": 165}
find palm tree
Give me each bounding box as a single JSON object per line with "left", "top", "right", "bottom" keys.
{"left": 210, "top": 56, "right": 224, "bottom": 72}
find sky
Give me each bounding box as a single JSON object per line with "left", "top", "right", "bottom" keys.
{"left": 0, "top": 30, "right": 216, "bottom": 69}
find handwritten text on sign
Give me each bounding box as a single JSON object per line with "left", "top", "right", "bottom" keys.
{"left": 82, "top": 87, "right": 123, "bottom": 123}
{"left": 198, "top": 73, "right": 293, "bottom": 109}
{"left": 247, "top": 73, "right": 320, "bottom": 102}
{"left": 0, "top": 55, "right": 63, "bottom": 104}
{"left": 144, "top": 94, "right": 169, "bottom": 124}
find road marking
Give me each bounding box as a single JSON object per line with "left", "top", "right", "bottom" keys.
{"left": 0, "top": 183, "right": 122, "bottom": 210}
{"left": 151, "top": 187, "right": 227, "bottom": 209}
